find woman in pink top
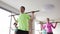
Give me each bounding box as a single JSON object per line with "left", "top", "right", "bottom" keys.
{"left": 44, "top": 18, "right": 57, "bottom": 34}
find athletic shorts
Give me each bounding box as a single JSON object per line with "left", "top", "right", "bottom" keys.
{"left": 16, "top": 29, "right": 29, "bottom": 34}
{"left": 47, "top": 32, "right": 53, "bottom": 34}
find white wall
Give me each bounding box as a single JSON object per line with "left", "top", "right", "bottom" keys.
{"left": 0, "top": 8, "right": 14, "bottom": 34}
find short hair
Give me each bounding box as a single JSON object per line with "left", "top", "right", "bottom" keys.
{"left": 21, "top": 6, "right": 25, "bottom": 10}
{"left": 47, "top": 18, "right": 50, "bottom": 20}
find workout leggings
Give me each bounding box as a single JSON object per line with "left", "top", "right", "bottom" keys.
{"left": 47, "top": 32, "right": 53, "bottom": 34}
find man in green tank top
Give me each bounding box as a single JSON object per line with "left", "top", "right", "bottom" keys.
{"left": 14, "top": 6, "right": 34, "bottom": 34}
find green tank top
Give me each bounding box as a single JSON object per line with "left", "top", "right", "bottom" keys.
{"left": 17, "top": 13, "right": 30, "bottom": 31}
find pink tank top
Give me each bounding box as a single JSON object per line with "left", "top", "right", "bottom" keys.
{"left": 44, "top": 23, "right": 53, "bottom": 32}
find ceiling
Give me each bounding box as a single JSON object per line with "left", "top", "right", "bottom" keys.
{"left": 0, "top": 0, "right": 60, "bottom": 22}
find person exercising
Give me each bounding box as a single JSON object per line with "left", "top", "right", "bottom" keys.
{"left": 14, "top": 6, "right": 34, "bottom": 34}
{"left": 41, "top": 23, "right": 47, "bottom": 34}
{"left": 44, "top": 18, "right": 57, "bottom": 34}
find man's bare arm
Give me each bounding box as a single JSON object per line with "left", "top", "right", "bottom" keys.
{"left": 29, "top": 11, "right": 35, "bottom": 34}
{"left": 13, "top": 16, "right": 18, "bottom": 22}
{"left": 12, "top": 16, "right": 18, "bottom": 26}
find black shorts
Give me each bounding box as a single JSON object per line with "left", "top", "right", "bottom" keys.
{"left": 16, "top": 29, "right": 29, "bottom": 34}
{"left": 47, "top": 32, "right": 53, "bottom": 34}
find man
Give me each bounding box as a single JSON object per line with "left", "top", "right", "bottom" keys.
{"left": 14, "top": 6, "right": 34, "bottom": 34}
{"left": 44, "top": 18, "right": 57, "bottom": 34}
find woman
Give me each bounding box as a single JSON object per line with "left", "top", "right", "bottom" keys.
{"left": 44, "top": 18, "right": 57, "bottom": 34}
{"left": 41, "top": 22, "right": 47, "bottom": 34}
